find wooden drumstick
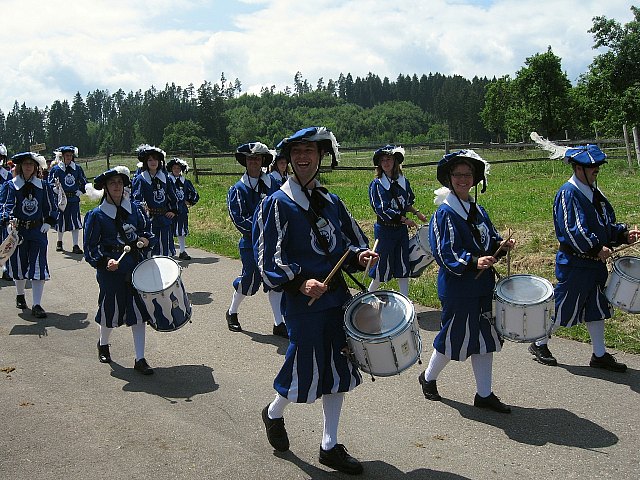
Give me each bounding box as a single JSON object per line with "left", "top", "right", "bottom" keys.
{"left": 365, "top": 239, "right": 379, "bottom": 273}
{"left": 114, "top": 245, "right": 131, "bottom": 264}
{"left": 612, "top": 239, "right": 639, "bottom": 255}
{"left": 475, "top": 229, "right": 514, "bottom": 280}
{"left": 308, "top": 249, "right": 351, "bottom": 306}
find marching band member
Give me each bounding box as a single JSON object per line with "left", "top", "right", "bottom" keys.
{"left": 48, "top": 145, "right": 87, "bottom": 254}
{"left": 367, "top": 145, "right": 427, "bottom": 296}
{"left": 419, "top": 150, "right": 514, "bottom": 413}
{"left": 528, "top": 136, "right": 640, "bottom": 371}
{"left": 84, "top": 166, "right": 156, "bottom": 374}
{"left": 0, "top": 143, "right": 12, "bottom": 280}
{"left": 225, "top": 142, "right": 286, "bottom": 337}
{"left": 0, "top": 152, "right": 58, "bottom": 318}
{"left": 131, "top": 144, "right": 178, "bottom": 257}
{"left": 167, "top": 157, "right": 199, "bottom": 260}
{"left": 268, "top": 150, "right": 290, "bottom": 187}
{"left": 254, "top": 126, "right": 378, "bottom": 475}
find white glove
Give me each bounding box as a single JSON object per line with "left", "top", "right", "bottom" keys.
{"left": 40, "top": 223, "right": 50, "bottom": 234}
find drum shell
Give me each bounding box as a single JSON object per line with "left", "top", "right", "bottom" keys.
{"left": 408, "top": 225, "right": 434, "bottom": 278}
{"left": 343, "top": 290, "right": 421, "bottom": 377}
{"left": 493, "top": 274, "right": 554, "bottom": 342}
{"left": 605, "top": 256, "right": 640, "bottom": 313}
{"left": 132, "top": 256, "right": 192, "bottom": 332}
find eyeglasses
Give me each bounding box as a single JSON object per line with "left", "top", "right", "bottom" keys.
{"left": 451, "top": 173, "right": 473, "bottom": 179}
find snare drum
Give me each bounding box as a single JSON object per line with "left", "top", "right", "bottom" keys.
{"left": 605, "top": 256, "right": 640, "bottom": 313}
{"left": 132, "top": 256, "right": 192, "bottom": 332}
{"left": 408, "top": 225, "right": 434, "bottom": 278}
{"left": 343, "top": 290, "right": 422, "bottom": 378}
{"left": 493, "top": 274, "right": 554, "bottom": 342}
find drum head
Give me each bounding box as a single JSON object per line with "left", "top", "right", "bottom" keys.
{"left": 614, "top": 256, "right": 640, "bottom": 282}
{"left": 344, "top": 290, "right": 414, "bottom": 338}
{"left": 495, "top": 274, "right": 553, "bottom": 305}
{"left": 132, "top": 256, "right": 181, "bottom": 293}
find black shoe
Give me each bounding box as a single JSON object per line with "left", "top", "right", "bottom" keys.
{"left": 2, "top": 270, "right": 12, "bottom": 281}
{"left": 56, "top": 241, "right": 63, "bottom": 252}
{"left": 31, "top": 304, "right": 47, "bottom": 318}
{"left": 590, "top": 352, "right": 627, "bottom": 372}
{"left": 272, "top": 323, "right": 289, "bottom": 338}
{"left": 16, "top": 294, "right": 27, "bottom": 309}
{"left": 178, "top": 251, "right": 191, "bottom": 260}
{"left": 528, "top": 342, "right": 558, "bottom": 366}
{"left": 319, "top": 444, "right": 363, "bottom": 475}
{"left": 134, "top": 358, "right": 154, "bottom": 375}
{"left": 261, "top": 405, "right": 289, "bottom": 452}
{"left": 474, "top": 393, "right": 511, "bottom": 414}
{"left": 72, "top": 245, "right": 83, "bottom": 254}
{"left": 226, "top": 310, "right": 242, "bottom": 332}
{"left": 97, "top": 342, "right": 111, "bottom": 363}
{"left": 418, "top": 372, "right": 441, "bottom": 401}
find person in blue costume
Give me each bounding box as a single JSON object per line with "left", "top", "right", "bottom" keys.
{"left": 225, "top": 142, "right": 287, "bottom": 337}
{"left": 0, "top": 152, "right": 58, "bottom": 318}
{"left": 131, "top": 144, "right": 178, "bottom": 257}
{"left": 84, "top": 166, "right": 157, "bottom": 375}
{"left": 254, "top": 127, "right": 378, "bottom": 475}
{"left": 528, "top": 138, "right": 639, "bottom": 371}
{"left": 166, "top": 157, "right": 199, "bottom": 260}
{"left": 418, "top": 150, "right": 514, "bottom": 414}
{"left": 267, "top": 150, "right": 290, "bottom": 187}
{"left": 48, "top": 145, "right": 87, "bottom": 254}
{"left": 367, "top": 145, "right": 427, "bottom": 296}
{"left": 0, "top": 143, "right": 13, "bottom": 281}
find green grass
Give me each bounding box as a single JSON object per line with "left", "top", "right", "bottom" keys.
{"left": 81, "top": 149, "right": 640, "bottom": 353}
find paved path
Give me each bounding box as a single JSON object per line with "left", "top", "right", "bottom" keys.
{"left": 1, "top": 235, "right": 638, "bottom": 479}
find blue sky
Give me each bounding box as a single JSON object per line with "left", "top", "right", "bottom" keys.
{"left": 0, "top": 0, "right": 634, "bottom": 115}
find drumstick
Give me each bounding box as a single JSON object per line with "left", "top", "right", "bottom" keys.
{"left": 308, "top": 249, "right": 351, "bottom": 306}
{"left": 612, "top": 239, "right": 639, "bottom": 255}
{"left": 475, "top": 229, "right": 514, "bottom": 279}
{"left": 114, "top": 245, "right": 131, "bottom": 264}
{"left": 364, "top": 239, "right": 379, "bottom": 273}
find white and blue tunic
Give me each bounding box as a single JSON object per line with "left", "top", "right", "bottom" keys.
{"left": 83, "top": 198, "right": 156, "bottom": 328}
{"left": 268, "top": 171, "right": 287, "bottom": 187}
{"left": 429, "top": 192, "right": 503, "bottom": 361}
{"left": 227, "top": 172, "right": 279, "bottom": 295}
{"left": 0, "top": 176, "right": 58, "bottom": 281}
{"left": 553, "top": 175, "right": 628, "bottom": 327}
{"left": 48, "top": 161, "right": 87, "bottom": 232}
{"left": 368, "top": 174, "right": 415, "bottom": 281}
{"left": 168, "top": 173, "right": 199, "bottom": 237}
{"left": 131, "top": 170, "right": 178, "bottom": 257}
{"left": 253, "top": 178, "right": 368, "bottom": 402}
{"left": 0, "top": 167, "right": 10, "bottom": 245}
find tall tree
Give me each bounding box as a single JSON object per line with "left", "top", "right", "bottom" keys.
{"left": 70, "top": 92, "right": 90, "bottom": 154}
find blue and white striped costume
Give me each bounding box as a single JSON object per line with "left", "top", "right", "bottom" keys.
{"left": 253, "top": 178, "right": 367, "bottom": 402}
{"left": 227, "top": 172, "right": 279, "bottom": 296}
{"left": 168, "top": 173, "right": 199, "bottom": 237}
{"left": 553, "top": 175, "right": 627, "bottom": 327}
{"left": 83, "top": 198, "right": 156, "bottom": 328}
{"left": 368, "top": 174, "right": 415, "bottom": 281}
{"left": 0, "top": 176, "right": 58, "bottom": 281}
{"left": 268, "top": 170, "right": 287, "bottom": 187}
{"left": 47, "top": 161, "right": 87, "bottom": 232}
{"left": 0, "top": 167, "right": 10, "bottom": 247}
{"left": 429, "top": 193, "right": 503, "bottom": 361}
{"left": 131, "top": 170, "right": 178, "bottom": 257}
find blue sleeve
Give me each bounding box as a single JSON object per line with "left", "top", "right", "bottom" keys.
{"left": 227, "top": 185, "right": 252, "bottom": 236}
{"left": 43, "top": 183, "right": 59, "bottom": 225}
{"left": 429, "top": 209, "right": 473, "bottom": 276}
{"left": 184, "top": 180, "right": 199, "bottom": 205}
{"left": 368, "top": 180, "right": 401, "bottom": 221}
{"left": 77, "top": 165, "right": 88, "bottom": 193}
{"left": 554, "top": 188, "right": 600, "bottom": 254}
{"left": 0, "top": 183, "right": 15, "bottom": 224}
{"left": 83, "top": 210, "right": 104, "bottom": 269}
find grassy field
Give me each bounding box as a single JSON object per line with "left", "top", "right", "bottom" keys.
{"left": 80, "top": 148, "right": 640, "bottom": 353}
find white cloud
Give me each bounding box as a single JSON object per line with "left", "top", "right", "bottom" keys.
{"left": 0, "top": 0, "right": 634, "bottom": 114}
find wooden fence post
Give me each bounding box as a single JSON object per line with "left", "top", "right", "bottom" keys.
{"left": 623, "top": 124, "right": 633, "bottom": 168}
{"left": 106, "top": 149, "right": 111, "bottom": 170}
{"left": 191, "top": 144, "right": 199, "bottom": 184}
{"left": 633, "top": 126, "right": 640, "bottom": 167}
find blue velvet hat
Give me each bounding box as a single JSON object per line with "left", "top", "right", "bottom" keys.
{"left": 277, "top": 126, "right": 339, "bottom": 168}
{"left": 166, "top": 157, "right": 189, "bottom": 173}
{"left": 565, "top": 144, "right": 607, "bottom": 167}
{"left": 93, "top": 166, "right": 131, "bottom": 189}
{"left": 57, "top": 145, "right": 78, "bottom": 157}
{"left": 235, "top": 142, "right": 273, "bottom": 167}
{"left": 12, "top": 152, "right": 47, "bottom": 170}
{"left": 136, "top": 144, "right": 166, "bottom": 169}
{"left": 436, "top": 149, "right": 489, "bottom": 192}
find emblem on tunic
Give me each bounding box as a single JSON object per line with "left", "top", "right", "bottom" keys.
{"left": 22, "top": 197, "right": 38, "bottom": 216}
{"left": 118, "top": 223, "right": 138, "bottom": 243}
{"left": 64, "top": 173, "right": 75, "bottom": 187}
{"left": 153, "top": 189, "right": 166, "bottom": 203}
{"left": 309, "top": 219, "right": 336, "bottom": 255}
{"left": 176, "top": 189, "right": 185, "bottom": 201}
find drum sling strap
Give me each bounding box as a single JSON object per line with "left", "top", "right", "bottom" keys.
{"left": 466, "top": 202, "right": 500, "bottom": 281}
{"left": 300, "top": 191, "right": 367, "bottom": 293}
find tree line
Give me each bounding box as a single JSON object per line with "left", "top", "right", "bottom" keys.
{"left": 0, "top": 6, "right": 637, "bottom": 157}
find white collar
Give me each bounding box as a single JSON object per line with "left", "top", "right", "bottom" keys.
{"left": 12, "top": 175, "right": 43, "bottom": 190}
{"left": 442, "top": 191, "right": 474, "bottom": 220}
{"left": 0, "top": 168, "right": 9, "bottom": 180}
{"left": 241, "top": 172, "right": 273, "bottom": 190}
{"left": 62, "top": 161, "right": 77, "bottom": 171}
{"left": 141, "top": 170, "right": 166, "bottom": 184}
{"left": 281, "top": 178, "right": 333, "bottom": 211}
{"left": 168, "top": 173, "right": 183, "bottom": 183}
{"left": 99, "top": 198, "right": 133, "bottom": 219}
{"left": 568, "top": 174, "right": 601, "bottom": 202}
{"left": 379, "top": 174, "right": 407, "bottom": 191}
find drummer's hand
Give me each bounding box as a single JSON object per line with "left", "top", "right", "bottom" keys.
{"left": 165, "top": 211, "right": 176, "bottom": 219}
{"left": 502, "top": 238, "right": 516, "bottom": 251}
{"left": 404, "top": 218, "right": 417, "bottom": 228}
{"left": 598, "top": 246, "right": 613, "bottom": 261}
{"left": 627, "top": 229, "right": 640, "bottom": 243}
{"left": 301, "top": 279, "right": 328, "bottom": 299}
{"left": 358, "top": 249, "right": 379, "bottom": 268}
{"left": 137, "top": 236, "right": 150, "bottom": 248}
{"left": 417, "top": 212, "right": 428, "bottom": 223}
{"left": 107, "top": 258, "right": 119, "bottom": 271}
{"left": 477, "top": 255, "right": 497, "bottom": 270}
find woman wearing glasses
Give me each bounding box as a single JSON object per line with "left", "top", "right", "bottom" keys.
{"left": 418, "top": 150, "right": 514, "bottom": 413}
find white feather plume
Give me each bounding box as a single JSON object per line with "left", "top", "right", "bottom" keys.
{"left": 85, "top": 184, "right": 104, "bottom": 201}
{"left": 530, "top": 132, "right": 568, "bottom": 160}
{"left": 433, "top": 186, "right": 450, "bottom": 206}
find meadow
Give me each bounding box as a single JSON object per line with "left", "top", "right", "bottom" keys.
{"left": 80, "top": 147, "right": 640, "bottom": 353}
